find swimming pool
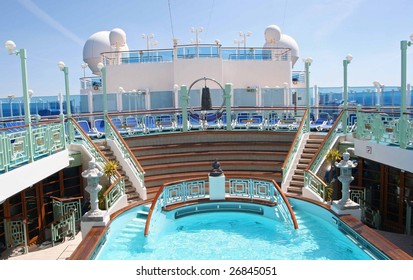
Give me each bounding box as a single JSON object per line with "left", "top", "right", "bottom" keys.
{"left": 93, "top": 198, "right": 388, "bottom": 260}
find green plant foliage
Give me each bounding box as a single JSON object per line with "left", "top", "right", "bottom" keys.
{"left": 326, "top": 149, "right": 342, "bottom": 163}
{"left": 103, "top": 160, "right": 118, "bottom": 179}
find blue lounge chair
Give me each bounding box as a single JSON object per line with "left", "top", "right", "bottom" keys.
{"left": 143, "top": 115, "right": 161, "bottom": 133}
{"left": 93, "top": 119, "right": 105, "bottom": 137}
{"left": 125, "top": 116, "right": 144, "bottom": 134}
{"left": 157, "top": 115, "right": 176, "bottom": 131}
{"left": 189, "top": 113, "right": 202, "bottom": 130}
{"left": 111, "top": 117, "right": 129, "bottom": 135}
{"left": 77, "top": 120, "right": 101, "bottom": 138}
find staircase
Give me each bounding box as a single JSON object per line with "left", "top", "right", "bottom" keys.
{"left": 96, "top": 141, "right": 141, "bottom": 203}
{"left": 287, "top": 133, "right": 326, "bottom": 196}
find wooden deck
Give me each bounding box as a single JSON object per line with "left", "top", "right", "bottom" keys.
{"left": 340, "top": 215, "right": 413, "bottom": 260}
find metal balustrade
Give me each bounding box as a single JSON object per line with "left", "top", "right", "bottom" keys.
{"left": 51, "top": 209, "right": 77, "bottom": 246}
{"left": 355, "top": 106, "right": 413, "bottom": 147}
{"left": 70, "top": 119, "right": 125, "bottom": 210}
{"left": 304, "top": 170, "right": 328, "bottom": 202}
{"left": 3, "top": 218, "right": 28, "bottom": 254}
{"left": 0, "top": 120, "right": 65, "bottom": 173}
{"left": 144, "top": 177, "right": 298, "bottom": 236}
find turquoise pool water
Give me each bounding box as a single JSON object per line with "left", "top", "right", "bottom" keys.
{"left": 94, "top": 199, "right": 383, "bottom": 260}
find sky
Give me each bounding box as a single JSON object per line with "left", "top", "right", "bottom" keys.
{"left": 0, "top": 0, "right": 413, "bottom": 99}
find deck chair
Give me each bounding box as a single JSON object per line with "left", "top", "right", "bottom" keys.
{"left": 93, "top": 119, "right": 106, "bottom": 137}
{"left": 111, "top": 117, "right": 129, "bottom": 135}
{"left": 143, "top": 115, "right": 161, "bottom": 133}
{"left": 188, "top": 113, "right": 202, "bottom": 130}
{"left": 157, "top": 115, "right": 176, "bottom": 131}
{"left": 77, "top": 120, "right": 101, "bottom": 138}
{"left": 125, "top": 116, "right": 144, "bottom": 134}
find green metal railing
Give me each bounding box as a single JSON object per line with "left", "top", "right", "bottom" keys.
{"left": 304, "top": 170, "right": 328, "bottom": 202}
{"left": 4, "top": 218, "right": 28, "bottom": 254}
{"left": 105, "top": 115, "right": 145, "bottom": 185}
{"left": 281, "top": 109, "right": 309, "bottom": 184}
{"left": 307, "top": 111, "right": 346, "bottom": 173}
{"left": 354, "top": 105, "right": 413, "bottom": 148}
{"left": 144, "top": 177, "right": 298, "bottom": 236}
{"left": 51, "top": 209, "right": 77, "bottom": 246}
{"left": 0, "top": 120, "right": 65, "bottom": 173}
{"left": 70, "top": 119, "right": 125, "bottom": 210}
{"left": 52, "top": 196, "right": 82, "bottom": 222}
{"left": 303, "top": 111, "right": 346, "bottom": 202}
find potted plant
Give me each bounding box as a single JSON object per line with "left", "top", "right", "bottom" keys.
{"left": 325, "top": 149, "right": 342, "bottom": 200}
{"left": 98, "top": 160, "right": 119, "bottom": 209}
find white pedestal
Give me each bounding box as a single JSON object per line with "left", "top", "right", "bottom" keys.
{"left": 80, "top": 210, "right": 110, "bottom": 239}
{"left": 331, "top": 200, "right": 361, "bottom": 220}
{"left": 209, "top": 174, "right": 226, "bottom": 200}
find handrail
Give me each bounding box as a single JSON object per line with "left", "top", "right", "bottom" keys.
{"left": 71, "top": 119, "right": 124, "bottom": 210}
{"left": 272, "top": 179, "right": 298, "bottom": 229}
{"left": 144, "top": 176, "right": 298, "bottom": 236}
{"left": 282, "top": 109, "right": 308, "bottom": 171}
{"left": 304, "top": 170, "right": 328, "bottom": 202}
{"left": 306, "top": 110, "right": 345, "bottom": 173}
{"left": 50, "top": 196, "right": 83, "bottom": 202}
{"left": 306, "top": 170, "right": 327, "bottom": 186}
{"left": 49, "top": 208, "right": 76, "bottom": 227}
{"left": 143, "top": 184, "right": 166, "bottom": 237}
{"left": 105, "top": 116, "right": 145, "bottom": 174}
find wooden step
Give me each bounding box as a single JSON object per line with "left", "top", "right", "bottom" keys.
{"left": 142, "top": 161, "right": 283, "bottom": 176}
{"left": 287, "top": 186, "right": 303, "bottom": 195}
{"left": 292, "top": 174, "right": 304, "bottom": 181}
{"left": 144, "top": 171, "right": 282, "bottom": 188}
{"left": 137, "top": 150, "right": 286, "bottom": 165}
{"left": 289, "top": 180, "right": 304, "bottom": 187}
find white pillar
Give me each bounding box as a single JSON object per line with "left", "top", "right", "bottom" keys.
{"left": 82, "top": 160, "right": 103, "bottom": 215}
{"left": 331, "top": 150, "right": 361, "bottom": 219}
{"left": 208, "top": 160, "right": 226, "bottom": 200}
{"left": 81, "top": 160, "right": 109, "bottom": 239}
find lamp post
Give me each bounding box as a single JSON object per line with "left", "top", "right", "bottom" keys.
{"left": 304, "top": 57, "right": 313, "bottom": 132}
{"left": 399, "top": 34, "right": 413, "bottom": 148}
{"left": 343, "top": 54, "right": 353, "bottom": 132}
{"left": 97, "top": 62, "right": 109, "bottom": 137}
{"left": 5, "top": 40, "right": 34, "bottom": 161}
{"left": 239, "top": 31, "right": 251, "bottom": 57}
{"left": 81, "top": 62, "right": 88, "bottom": 89}
{"left": 191, "top": 27, "right": 203, "bottom": 58}
{"left": 58, "top": 61, "right": 73, "bottom": 142}
{"left": 7, "top": 94, "right": 15, "bottom": 117}
{"left": 142, "top": 33, "right": 157, "bottom": 51}
{"left": 234, "top": 39, "right": 242, "bottom": 59}
{"left": 373, "top": 81, "right": 384, "bottom": 107}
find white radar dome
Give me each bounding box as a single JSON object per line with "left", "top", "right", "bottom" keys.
{"left": 109, "top": 28, "right": 127, "bottom": 48}
{"left": 83, "top": 31, "right": 111, "bottom": 75}
{"left": 264, "top": 25, "right": 282, "bottom": 44}
{"left": 276, "top": 34, "right": 300, "bottom": 66}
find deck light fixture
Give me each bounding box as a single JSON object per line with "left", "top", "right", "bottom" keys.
{"left": 142, "top": 33, "right": 157, "bottom": 51}
{"left": 343, "top": 54, "right": 353, "bottom": 132}
{"left": 373, "top": 81, "right": 384, "bottom": 106}
{"left": 399, "top": 34, "right": 413, "bottom": 148}
{"left": 58, "top": 61, "right": 73, "bottom": 141}
{"left": 304, "top": 57, "right": 313, "bottom": 132}
{"left": 97, "top": 62, "right": 109, "bottom": 137}
{"left": 239, "top": 31, "right": 252, "bottom": 56}
{"left": 191, "top": 27, "right": 203, "bottom": 58}
{"left": 4, "top": 40, "right": 34, "bottom": 161}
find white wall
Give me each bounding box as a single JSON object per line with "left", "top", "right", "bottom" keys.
{"left": 106, "top": 62, "right": 174, "bottom": 92}
{"left": 223, "top": 60, "right": 292, "bottom": 88}
{"left": 104, "top": 58, "right": 292, "bottom": 93}
{"left": 0, "top": 150, "right": 70, "bottom": 201}
{"left": 354, "top": 139, "right": 413, "bottom": 173}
